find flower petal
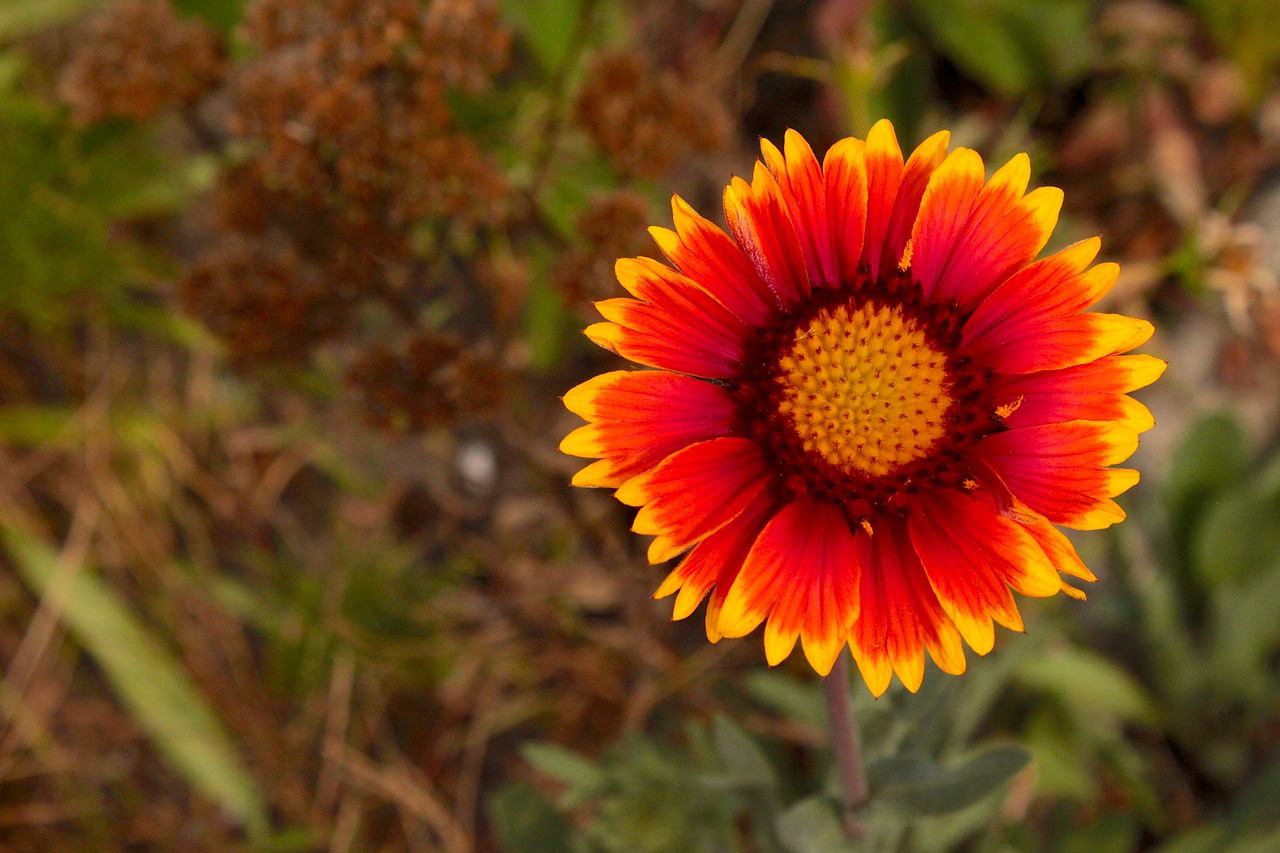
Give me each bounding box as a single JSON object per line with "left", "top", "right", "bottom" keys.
{"left": 959, "top": 238, "right": 1154, "bottom": 373}
{"left": 974, "top": 421, "right": 1142, "bottom": 529}
{"left": 651, "top": 195, "right": 779, "bottom": 324}
{"left": 909, "top": 147, "right": 986, "bottom": 294}
{"left": 655, "top": 496, "right": 776, "bottom": 622}
{"left": 763, "top": 130, "right": 840, "bottom": 288}
{"left": 962, "top": 238, "right": 1102, "bottom": 337}
{"left": 861, "top": 118, "right": 905, "bottom": 276}
{"left": 561, "top": 370, "right": 736, "bottom": 488}
{"left": 924, "top": 153, "right": 1064, "bottom": 309}
{"left": 879, "top": 129, "right": 951, "bottom": 278}
{"left": 724, "top": 162, "right": 811, "bottom": 308}
{"left": 964, "top": 309, "right": 1154, "bottom": 376}
{"left": 909, "top": 488, "right": 1069, "bottom": 654}
{"left": 822, "top": 136, "right": 868, "bottom": 286}
{"left": 616, "top": 255, "right": 752, "bottom": 335}
{"left": 615, "top": 437, "right": 772, "bottom": 559}
{"left": 849, "top": 515, "right": 965, "bottom": 697}
{"left": 987, "top": 354, "right": 1167, "bottom": 433}
{"left": 1015, "top": 504, "right": 1097, "bottom": 583}
{"left": 586, "top": 281, "right": 747, "bottom": 378}
{"left": 718, "top": 499, "right": 861, "bottom": 676}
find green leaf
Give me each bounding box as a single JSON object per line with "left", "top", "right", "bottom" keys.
{"left": 1020, "top": 713, "right": 1094, "bottom": 802}
{"left": 0, "top": 405, "right": 76, "bottom": 447}
{"left": 1254, "top": 445, "right": 1280, "bottom": 499}
{"left": 487, "top": 782, "right": 576, "bottom": 853}
{"left": 1015, "top": 646, "right": 1158, "bottom": 728}
{"left": 1163, "top": 413, "right": 1250, "bottom": 539}
{"left": 0, "top": 72, "right": 175, "bottom": 334}
{"left": 538, "top": 149, "right": 619, "bottom": 240}
{"left": 522, "top": 742, "right": 607, "bottom": 798}
{"left": 0, "top": 0, "right": 95, "bottom": 38}
{"left": 907, "top": 0, "right": 1093, "bottom": 96}
{"left": 1150, "top": 826, "right": 1228, "bottom": 853}
{"left": 498, "top": 0, "right": 585, "bottom": 72}
{"left": 523, "top": 269, "right": 576, "bottom": 373}
{"left": 2, "top": 525, "right": 269, "bottom": 836}
{"left": 1227, "top": 750, "right": 1280, "bottom": 833}
{"left": 867, "top": 745, "right": 1030, "bottom": 815}
{"left": 1213, "top": 583, "right": 1280, "bottom": 686}
{"left": 1191, "top": 489, "right": 1280, "bottom": 587}
{"left": 775, "top": 797, "right": 858, "bottom": 853}
{"left": 171, "top": 0, "right": 246, "bottom": 33}
{"left": 1186, "top": 0, "right": 1280, "bottom": 103}
{"left": 744, "top": 670, "right": 828, "bottom": 731}
{"left": 1053, "top": 812, "right": 1141, "bottom": 853}
{"left": 711, "top": 715, "right": 776, "bottom": 790}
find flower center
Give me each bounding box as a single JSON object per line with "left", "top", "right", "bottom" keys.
{"left": 775, "top": 302, "right": 952, "bottom": 478}
{"left": 733, "top": 268, "right": 1000, "bottom": 513}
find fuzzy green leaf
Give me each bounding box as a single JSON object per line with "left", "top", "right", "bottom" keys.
{"left": 711, "top": 715, "right": 776, "bottom": 790}
{"left": 776, "top": 797, "right": 859, "bottom": 853}
{"left": 868, "top": 745, "right": 1029, "bottom": 815}
{"left": 522, "top": 742, "right": 607, "bottom": 796}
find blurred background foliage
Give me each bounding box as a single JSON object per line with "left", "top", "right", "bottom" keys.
{"left": 0, "top": 0, "right": 1278, "bottom": 850}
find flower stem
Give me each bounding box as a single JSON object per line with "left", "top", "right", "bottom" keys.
{"left": 823, "top": 652, "right": 868, "bottom": 835}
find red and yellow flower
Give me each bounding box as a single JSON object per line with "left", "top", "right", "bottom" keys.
{"left": 561, "top": 120, "right": 1163, "bottom": 696}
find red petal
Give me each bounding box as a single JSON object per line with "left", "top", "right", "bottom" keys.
{"left": 962, "top": 238, "right": 1107, "bottom": 350}
{"left": 878, "top": 129, "right": 951, "bottom": 278}
{"left": 861, "top": 119, "right": 905, "bottom": 276}
{"left": 615, "top": 256, "right": 751, "bottom": 348}
{"left": 962, "top": 307, "right": 1154, "bottom": 375}
{"left": 651, "top": 195, "right": 779, "bottom": 324}
{"left": 763, "top": 130, "right": 840, "bottom": 288}
{"left": 849, "top": 515, "right": 965, "bottom": 697}
{"left": 959, "top": 237, "right": 1154, "bottom": 374}
{"left": 586, "top": 283, "right": 745, "bottom": 377}
{"left": 924, "top": 153, "right": 1063, "bottom": 310}
{"left": 973, "top": 421, "right": 1141, "bottom": 529}
{"left": 822, "top": 136, "right": 868, "bottom": 286}
{"left": 724, "top": 162, "right": 811, "bottom": 309}
{"left": 987, "top": 355, "right": 1166, "bottom": 433}
{"left": 655, "top": 496, "right": 775, "bottom": 622}
{"left": 614, "top": 437, "right": 772, "bottom": 558}
{"left": 910, "top": 489, "right": 1067, "bottom": 654}
{"left": 909, "top": 148, "right": 986, "bottom": 296}
{"left": 561, "top": 370, "right": 737, "bottom": 488}
{"left": 1016, "top": 504, "right": 1097, "bottom": 583}
{"left": 717, "top": 499, "right": 861, "bottom": 676}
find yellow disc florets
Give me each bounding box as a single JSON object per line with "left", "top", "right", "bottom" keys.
{"left": 775, "top": 301, "right": 953, "bottom": 478}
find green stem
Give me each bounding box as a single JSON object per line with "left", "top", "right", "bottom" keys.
{"left": 823, "top": 651, "right": 868, "bottom": 835}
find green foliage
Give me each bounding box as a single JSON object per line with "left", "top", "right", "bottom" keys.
{"left": 0, "top": 0, "right": 96, "bottom": 40}
{"left": 501, "top": 670, "right": 1037, "bottom": 853}
{"left": 1187, "top": 0, "right": 1280, "bottom": 103}
{"left": 1, "top": 525, "right": 269, "bottom": 837}
{"left": 1014, "top": 647, "right": 1158, "bottom": 729}
{"left": 514, "top": 729, "right": 750, "bottom": 853}
{"left": 776, "top": 798, "right": 859, "bottom": 853}
{"left": 1027, "top": 410, "right": 1280, "bottom": 850}
{"left": 0, "top": 55, "right": 182, "bottom": 334}
{"left": 488, "top": 782, "right": 576, "bottom": 853}
{"left": 498, "top": 0, "right": 587, "bottom": 73}
{"left": 906, "top": 0, "right": 1093, "bottom": 96}
{"left": 1162, "top": 413, "right": 1250, "bottom": 562}
{"left": 867, "top": 747, "right": 1029, "bottom": 816}
{"left": 171, "top": 0, "right": 247, "bottom": 33}
{"left": 496, "top": 407, "right": 1280, "bottom": 852}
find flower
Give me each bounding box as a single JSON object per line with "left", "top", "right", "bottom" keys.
{"left": 561, "top": 121, "right": 1163, "bottom": 695}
